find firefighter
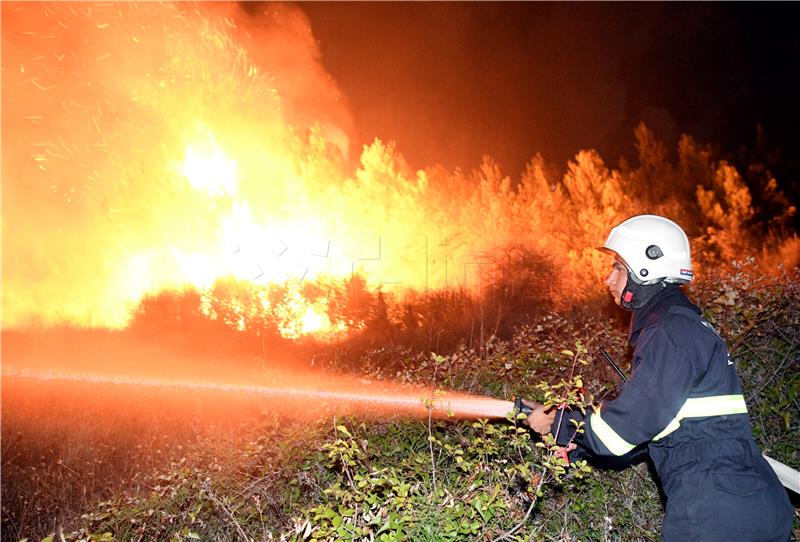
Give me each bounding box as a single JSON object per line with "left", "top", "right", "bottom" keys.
{"left": 524, "top": 214, "right": 793, "bottom": 541}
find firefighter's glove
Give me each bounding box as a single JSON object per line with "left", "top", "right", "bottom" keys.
{"left": 521, "top": 399, "right": 557, "bottom": 436}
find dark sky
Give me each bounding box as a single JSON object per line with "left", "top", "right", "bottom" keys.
{"left": 293, "top": 2, "right": 799, "bottom": 197}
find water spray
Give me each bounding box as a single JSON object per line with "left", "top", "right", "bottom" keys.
{"left": 2, "top": 368, "right": 526, "bottom": 422}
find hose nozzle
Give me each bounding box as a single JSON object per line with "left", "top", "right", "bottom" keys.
{"left": 514, "top": 395, "right": 533, "bottom": 416}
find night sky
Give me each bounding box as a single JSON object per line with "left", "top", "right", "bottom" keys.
{"left": 293, "top": 2, "right": 799, "bottom": 202}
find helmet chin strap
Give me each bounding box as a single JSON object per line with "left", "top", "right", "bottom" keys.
{"left": 620, "top": 271, "right": 667, "bottom": 310}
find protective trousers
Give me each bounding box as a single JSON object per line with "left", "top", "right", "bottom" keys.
{"left": 659, "top": 439, "right": 793, "bottom": 542}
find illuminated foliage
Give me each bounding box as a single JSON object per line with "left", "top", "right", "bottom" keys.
{"left": 3, "top": 0, "right": 797, "bottom": 333}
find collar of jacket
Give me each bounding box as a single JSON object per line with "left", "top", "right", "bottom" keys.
{"left": 628, "top": 285, "right": 700, "bottom": 345}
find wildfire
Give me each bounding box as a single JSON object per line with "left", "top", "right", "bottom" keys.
{"left": 181, "top": 134, "right": 238, "bottom": 198}
{"left": 172, "top": 129, "right": 342, "bottom": 337}
{"left": 299, "top": 306, "right": 329, "bottom": 335}
{"left": 0, "top": 2, "right": 561, "bottom": 334}
{"left": 2, "top": 2, "right": 795, "bottom": 336}
{"left": 274, "top": 286, "right": 342, "bottom": 339}
{"left": 3, "top": 2, "right": 362, "bottom": 334}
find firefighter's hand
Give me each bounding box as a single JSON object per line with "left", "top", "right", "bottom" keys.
{"left": 522, "top": 400, "right": 557, "bottom": 435}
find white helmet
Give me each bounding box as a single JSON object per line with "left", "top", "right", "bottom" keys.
{"left": 601, "top": 215, "right": 694, "bottom": 284}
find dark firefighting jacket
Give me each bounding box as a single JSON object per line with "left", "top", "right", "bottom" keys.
{"left": 551, "top": 286, "right": 792, "bottom": 541}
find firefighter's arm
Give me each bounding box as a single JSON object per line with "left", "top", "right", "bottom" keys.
{"left": 554, "top": 327, "right": 698, "bottom": 456}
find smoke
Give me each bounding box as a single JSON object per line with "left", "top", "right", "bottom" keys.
{"left": 210, "top": 2, "right": 354, "bottom": 154}
{"left": 1, "top": 2, "right": 352, "bottom": 327}
{"left": 298, "top": 2, "right": 638, "bottom": 174}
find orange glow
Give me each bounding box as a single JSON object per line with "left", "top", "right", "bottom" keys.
{"left": 181, "top": 134, "right": 238, "bottom": 198}
{"left": 2, "top": 2, "right": 795, "bottom": 337}
{"left": 2, "top": 2, "right": 364, "bottom": 333}
{"left": 3, "top": 2, "right": 571, "bottom": 334}
{"left": 299, "top": 305, "right": 331, "bottom": 335}
{"left": 2, "top": 368, "right": 516, "bottom": 421}
{"left": 274, "top": 287, "right": 343, "bottom": 339}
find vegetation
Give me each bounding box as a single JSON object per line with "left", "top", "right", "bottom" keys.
{"left": 3, "top": 127, "right": 798, "bottom": 540}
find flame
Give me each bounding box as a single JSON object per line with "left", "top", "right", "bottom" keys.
{"left": 275, "top": 286, "right": 341, "bottom": 339}
{"left": 300, "top": 306, "right": 328, "bottom": 335}
{"left": 1, "top": 2, "right": 364, "bottom": 333}
{"left": 2, "top": 2, "right": 794, "bottom": 335}
{"left": 172, "top": 131, "right": 345, "bottom": 337}
{"left": 181, "top": 135, "right": 238, "bottom": 198}
{"left": 0, "top": 2, "right": 585, "bottom": 333}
